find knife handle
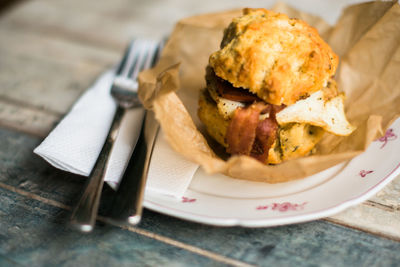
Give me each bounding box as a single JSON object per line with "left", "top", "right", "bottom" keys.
{"left": 106, "top": 110, "right": 159, "bottom": 225}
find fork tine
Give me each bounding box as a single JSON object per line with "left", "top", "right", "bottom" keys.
{"left": 150, "top": 43, "right": 161, "bottom": 68}
{"left": 115, "top": 40, "right": 135, "bottom": 76}
{"left": 129, "top": 40, "right": 149, "bottom": 80}
{"left": 150, "top": 38, "right": 166, "bottom": 67}
{"left": 121, "top": 40, "right": 141, "bottom": 78}
{"left": 135, "top": 43, "right": 153, "bottom": 76}
{"left": 159, "top": 36, "right": 167, "bottom": 52}
{"left": 126, "top": 40, "right": 144, "bottom": 78}
{"left": 111, "top": 39, "right": 163, "bottom": 106}
{"left": 142, "top": 42, "right": 157, "bottom": 70}
{"left": 117, "top": 38, "right": 165, "bottom": 81}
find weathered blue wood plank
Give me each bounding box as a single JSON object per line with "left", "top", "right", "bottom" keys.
{"left": 139, "top": 209, "right": 400, "bottom": 266}
{"left": 0, "top": 127, "right": 86, "bottom": 205}
{"left": 0, "top": 187, "right": 228, "bottom": 267}
{"left": 0, "top": 255, "right": 23, "bottom": 267}
{"left": 2, "top": 127, "right": 400, "bottom": 267}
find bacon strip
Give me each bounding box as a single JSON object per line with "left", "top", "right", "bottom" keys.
{"left": 205, "top": 66, "right": 284, "bottom": 163}
{"left": 217, "top": 83, "right": 260, "bottom": 102}
{"left": 226, "top": 102, "right": 282, "bottom": 163}
{"left": 251, "top": 117, "right": 277, "bottom": 162}
{"left": 206, "top": 66, "right": 260, "bottom": 103}
{"left": 226, "top": 103, "right": 264, "bottom": 155}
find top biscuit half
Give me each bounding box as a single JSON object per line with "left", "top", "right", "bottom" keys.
{"left": 209, "top": 8, "right": 338, "bottom": 106}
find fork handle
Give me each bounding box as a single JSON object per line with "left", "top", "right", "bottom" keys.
{"left": 70, "top": 107, "right": 124, "bottom": 232}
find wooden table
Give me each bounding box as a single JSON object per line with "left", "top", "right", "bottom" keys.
{"left": 1, "top": 0, "right": 400, "bottom": 266}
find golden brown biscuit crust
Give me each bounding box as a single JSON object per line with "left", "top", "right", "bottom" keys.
{"left": 209, "top": 8, "right": 338, "bottom": 106}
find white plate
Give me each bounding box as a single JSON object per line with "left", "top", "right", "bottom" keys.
{"left": 144, "top": 119, "right": 400, "bottom": 227}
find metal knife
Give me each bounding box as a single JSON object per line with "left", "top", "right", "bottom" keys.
{"left": 105, "top": 109, "right": 159, "bottom": 225}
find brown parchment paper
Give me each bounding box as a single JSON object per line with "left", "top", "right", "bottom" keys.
{"left": 138, "top": 1, "right": 400, "bottom": 183}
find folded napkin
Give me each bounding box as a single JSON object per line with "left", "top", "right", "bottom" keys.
{"left": 34, "top": 69, "right": 199, "bottom": 198}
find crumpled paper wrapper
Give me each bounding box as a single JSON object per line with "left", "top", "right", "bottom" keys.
{"left": 138, "top": 1, "right": 400, "bottom": 183}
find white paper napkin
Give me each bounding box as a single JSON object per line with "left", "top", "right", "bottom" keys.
{"left": 34, "top": 70, "right": 199, "bottom": 198}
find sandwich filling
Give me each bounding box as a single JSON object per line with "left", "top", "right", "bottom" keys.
{"left": 201, "top": 67, "right": 354, "bottom": 163}
{"left": 206, "top": 66, "right": 283, "bottom": 160}
{"left": 226, "top": 102, "right": 283, "bottom": 162}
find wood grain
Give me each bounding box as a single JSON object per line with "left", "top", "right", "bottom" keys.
{"left": 0, "top": 97, "right": 60, "bottom": 137}
{"left": 0, "top": 0, "right": 399, "bottom": 247}
{"left": 327, "top": 201, "right": 400, "bottom": 241}
{"left": 0, "top": 27, "right": 118, "bottom": 114}
{"left": 0, "top": 187, "right": 235, "bottom": 267}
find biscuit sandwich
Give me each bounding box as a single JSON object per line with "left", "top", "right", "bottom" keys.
{"left": 198, "top": 8, "right": 355, "bottom": 164}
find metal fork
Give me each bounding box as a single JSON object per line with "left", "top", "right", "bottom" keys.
{"left": 70, "top": 39, "right": 163, "bottom": 232}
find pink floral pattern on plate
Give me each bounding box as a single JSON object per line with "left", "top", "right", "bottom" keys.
{"left": 182, "top": 197, "right": 196, "bottom": 203}
{"left": 377, "top": 128, "right": 397, "bottom": 149}
{"left": 359, "top": 170, "right": 373, "bottom": 178}
{"left": 257, "top": 202, "right": 307, "bottom": 212}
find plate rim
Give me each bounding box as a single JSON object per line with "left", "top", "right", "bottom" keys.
{"left": 144, "top": 160, "right": 400, "bottom": 227}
